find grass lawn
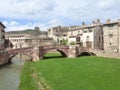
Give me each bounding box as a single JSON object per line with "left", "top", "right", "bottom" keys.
{"left": 19, "top": 53, "right": 120, "bottom": 90}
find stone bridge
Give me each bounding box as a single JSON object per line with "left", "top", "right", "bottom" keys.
{"left": 0, "top": 45, "right": 76, "bottom": 65}
{"left": 0, "top": 45, "right": 101, "bottom": 65}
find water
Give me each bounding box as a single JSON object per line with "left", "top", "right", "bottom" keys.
{"left": 0, "top": 54, "right": 30, "bottom": 90}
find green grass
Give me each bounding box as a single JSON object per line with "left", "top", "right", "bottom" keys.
{"left": 19, "top": 62, "right": 38, "bottom": 90}
{"left": 19, "top": 53, "right": 120, "bottom": 90}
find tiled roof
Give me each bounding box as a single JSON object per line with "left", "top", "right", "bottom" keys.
{"left": 0, "top": 22, "right": 6, "bottom": 28}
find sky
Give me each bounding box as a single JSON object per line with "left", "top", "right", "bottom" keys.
{"left": 0, "top": 0, "right": 120, "bottom": 31}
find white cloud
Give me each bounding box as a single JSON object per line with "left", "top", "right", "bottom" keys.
{"left": 96, "top": 0, "right": 119, "bottom": 10}
{"left": 3, "top": 19, "right": 63, "bottom": 31}
{"left": 9, "top": 21, "right": 19, "bottom": 26}
{"left": 1, "top": 0, "right": 120, "bottom": 31}
{"left": 0, "top": 0, "right": 56, "bottom": 20}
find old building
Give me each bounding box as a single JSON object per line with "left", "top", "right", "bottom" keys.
{"left": 68, "top": 20, "right": 103, "bottom": 49}
{"left": 48, "top": 25, "right": 80, "bottom": 45}
{"left": 0, "top": 22, "right": 6, "bottom": 50}
{"left": 103, "top": 19, "right": 120, "bottom": 52}
{"left": 6, "top": 33, "right": 32, "bottom": 48}
{"left": 47, "top": 20, "right": 103, "bottom": 49}
{"left": 5, "top": 27, "right": 54, "bottom": 49}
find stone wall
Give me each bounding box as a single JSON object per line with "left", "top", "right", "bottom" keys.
{"left": 90, "top": 49, "right": 120, "bottom": 59}
{"left": 97, "top": 52, "right": 120, "bottom": 59}
{"left": 103, "top": 24, "right": 119, "bottom": 52}
{"left": 68, "top": 46, "right": 77, "bottom": 58}
{"left": 0, "top": 51, "right": 10, "bottom": 65}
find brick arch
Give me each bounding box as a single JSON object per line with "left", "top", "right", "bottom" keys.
{"left": 9, "top": 53, "right": 32, "bottom": 62}
{"left": 7, "top": 47, "right": 34, "bottom": 62}
{"left": 43, "top": 48, "right": 68, "bottom": 57}
{"left": 89, "top": 52, "right": 97, "bottom": 56}
{"left": 57, "top": 49, "right": 68, "bottom": 57}
{"left": 77, "top": 52, "right": 91, "bottom": 57}
{"left": 77, "top": 51, "right": 97, "bottom": 57}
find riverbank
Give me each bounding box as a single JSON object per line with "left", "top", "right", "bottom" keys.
{"left": 19, "top": 53, "right": 120, "bottom": 90}
{"left": 0, "top": 62, "right": 23, "bottom": 90}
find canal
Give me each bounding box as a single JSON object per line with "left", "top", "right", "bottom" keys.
{"left": 0, "top": 54, "right": 30, "bottom": 90}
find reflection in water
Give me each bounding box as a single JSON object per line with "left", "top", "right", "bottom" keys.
{"left": 0, "top": 54, "right": 30, "bottom": 90}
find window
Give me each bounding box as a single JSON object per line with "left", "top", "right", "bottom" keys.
{"left": 109, "top": 38, "right": 112, "bottom": 45}
{"left": 108, "top": 24, "right": 114, "bottom": 30}
{"left": 99, "top": 36, "right": 100, "bottom": 42}
{"left": 86, "top": 36, "right": 90, "bottom": 41}
{"left": 109, "top": 34, "right": 113, "bottom": 38}
{"left": 108, "top": 24, "right": 114, "bottom": 27}
{"left": 110, "top": 43, "right": 112, "bottom": 45}
{"left": 71, "top": 31, "right": 73, "bottom": 35}
{"left": 83, "top": 30, "right": 87, "bottom": 33}
{"left": 87, "top": 36, "right": 89, "bottom": 38}
{"left": 76, "top": 37, "right": 80, "bottom": 42}
{"left": 89, "top": 28, "right": 92, "bottom": 32}
{"left": 78, "top": 30, "right": 80, "bottom": 34}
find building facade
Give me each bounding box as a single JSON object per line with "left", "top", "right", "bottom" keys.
{"left": 47, "top": 21, "right": 103, "bottom": 50}
{"left": 67, "top": 21, "right": 103, "bottom": 49}
{"left": 48, "top": 25, "right": 80, "bottom": 45}
{"left": 103, "top": 19, "right": 120, "bottom": 52}
{"left": 5, "top": 27, "right": 54, "bottom": 49}
{"left": 6, "top": 34, "right": 32, "bottom": 48}
{"left": 0, "top": 22, "right": 6, "bottom": 50}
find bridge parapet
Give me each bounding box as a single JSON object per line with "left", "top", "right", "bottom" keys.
{"left": 42, "top": 45, "right": 69, "bottom": 49}
{"left": 0, "top": 51, "right": 10, "bottom": 65}
{"left": 68, "top": 46, "right": 77, "bottom": 58}
{"left": 78, "top": 47, "right": 89, "bottom": 52}
{"left": 0, "top": 45, "right": 81, "bottom": 65}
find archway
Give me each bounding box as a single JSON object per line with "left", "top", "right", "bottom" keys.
{"left": 9, "top": 53, "right": 32, "bottom": 64}
{"left": 77, "top": 52, "right": 91, "bottom": 57}
{"left": 90, "top": 52, "right": 97, "bottom": 56}
{"left": 43, "top": 49, "right": 67, "bottom": 59}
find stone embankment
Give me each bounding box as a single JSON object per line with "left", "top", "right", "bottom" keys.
{"left": 0, "top": 51, "right": 10, "bottom": 65}
{"left": 90, "top": 49, "right": 120, "bottom": 59}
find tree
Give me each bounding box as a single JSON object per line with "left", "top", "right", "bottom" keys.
{"left": 70, "top": 41, "right": 76, "bottom": 45}
{"left": 60, "top": 38, "right": 68, "bottom": 45}
{"left": 34, "top": 26, "right": 40, "bottom": 31}
{"left": 34, "top": 26, "right": 41, "bottom": 36}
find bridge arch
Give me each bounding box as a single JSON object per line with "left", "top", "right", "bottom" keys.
{"left": 43, "top": 48, "right": 68, "bottom": 58}
{"left": 9, "top": 53, "right": 32, "bottom": 62}
{"left": 77, "top": 52, "right": 91, "bottom": 57}
{"left": 77, "top": 51, "right": 97, "bottom": 57}
{"left": 57, "top": 49, "right": 67, "bottom": 57}
{"left": 90, "top": 52, "right": 97, "bottom": 56}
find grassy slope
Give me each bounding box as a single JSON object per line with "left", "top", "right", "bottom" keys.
{"left": 19, "top": 53, "right": 120, "bottom": 90}
{"left": 19, "top": 62, "right": 38, "bottom": 90}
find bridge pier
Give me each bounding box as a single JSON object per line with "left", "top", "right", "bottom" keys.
{"left": 32, "top": 47, "right": 42, "bottom": 61}
{"left": 68, "top": 46, "right": 77, "bottom": 58}
{"left": 0, "top": 51, "right": 10, "bottom": 65}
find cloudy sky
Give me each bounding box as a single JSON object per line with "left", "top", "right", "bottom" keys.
{"left": 0, "top": 0, "right": 120, "bottom": 31}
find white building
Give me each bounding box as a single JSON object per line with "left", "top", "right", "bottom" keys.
{"left": 68, "top": 20, "right": 103, "bottom": 49}
{"left": 48, "top": 25, "right": 80, "bottom": 45}
{"left": 5, "top": 34, "right": 32, "bottom": 49}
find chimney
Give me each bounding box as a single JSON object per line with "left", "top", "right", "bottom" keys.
{"left": 106, "top": 19, "right": 111, "bottom": 23}
{"left": 92, "top": 21, "right": 96, "bottom": 24}
{"left": 69, "top": 26, "right": 71, "bottom": 30}
{"left": 82, "top": 21, "right": 85, "bottom": 25}
{"left": 57, "top": 25, "right": 61, "bottom": 31}
{"left": 118, "top": 19, "right": 120, "bottom": 22}
{"left": 97, "top": 19, "right": 100, "bottom": 23}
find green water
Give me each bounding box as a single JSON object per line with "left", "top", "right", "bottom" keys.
{"left": 0, "top": 54, "right": 30, "bottom": 90}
